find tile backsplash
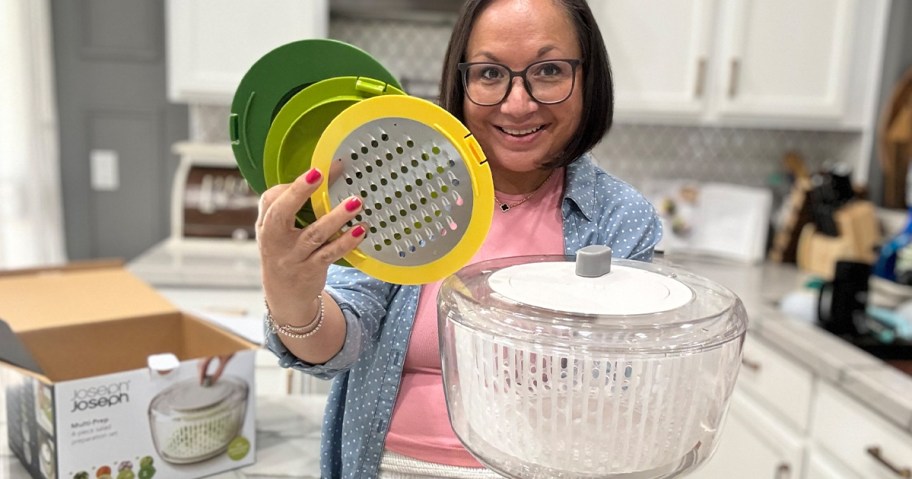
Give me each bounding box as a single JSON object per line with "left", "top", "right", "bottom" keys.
{"left": 193, "top": 16, "right": 862, "bottom": 192}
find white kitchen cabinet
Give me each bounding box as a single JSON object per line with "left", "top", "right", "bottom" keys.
{"left": 593, "top": 0, "right": 715, "bottom": 118}
{"left": 804, "top": 446, "right": 862, "bottom": 479}
{"left": 810, "top": 381, "right": 912, "bottom": 479}
{"left": 592, "top": 0, "right": 888, "bottom": 129}
{"left": 692, "top": 389, "right": 804, "bottom": 479}
{"left": 687, "top": 333, "right": 816, "bottom": 478}
{"left": 165, "top": 0, "right": 329, "bottom": 104}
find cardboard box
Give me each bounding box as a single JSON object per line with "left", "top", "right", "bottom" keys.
{"left": 0, "top": 260, "right": 259, "bottom": 479}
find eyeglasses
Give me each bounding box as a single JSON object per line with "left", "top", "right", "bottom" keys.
{"left": 457, "top": 59, "right": 582, "bottom": 106}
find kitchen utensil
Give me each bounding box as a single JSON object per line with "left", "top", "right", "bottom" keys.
{"left": 438, "top": 246, "right": 748, "bottom": 478}
{"left": 148, "top": 376, "right": 248, "bottom": 464}
{"left": 230, "top": 39, "right": 403, "bottom": 194}
{"left": 264, "top": 76, "right": 405, "bottom": 228}
{"left": 817, "top": 260, "right": 871, "bottom": 337}
{"left": 308, "top": 94, "right": 494, "bottom": 285}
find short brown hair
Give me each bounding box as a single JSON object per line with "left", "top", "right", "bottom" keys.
{"left": 438, "top": 0, "right": 613, "bottom": 169}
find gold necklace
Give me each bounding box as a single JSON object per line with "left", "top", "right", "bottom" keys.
{"left": 494, "top": 170, "right": 554, "bottom": 213}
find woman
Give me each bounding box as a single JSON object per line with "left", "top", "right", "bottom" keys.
{"left": 257, "top": 0, "right": 662, "bottom": 477}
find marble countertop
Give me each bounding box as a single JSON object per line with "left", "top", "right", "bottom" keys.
{"left": 3, "top": 256, "right": 912, "bottom": 478}
{"left": 663, "top": 254, "right": 912, "bottom": 434}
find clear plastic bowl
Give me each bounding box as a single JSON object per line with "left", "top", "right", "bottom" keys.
{"left": 148, "top": 376, "right": 248, "bottom": 464}
{"left": 438, "top": 254, "right": 748, "bottom": 479}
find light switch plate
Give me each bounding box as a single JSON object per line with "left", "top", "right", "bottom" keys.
{"left": 90, "top": 149, "right": 119, "bottom": 191}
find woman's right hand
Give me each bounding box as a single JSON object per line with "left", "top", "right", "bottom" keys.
{"left": 255, "top": 167, "right": 367, "bottom": 329}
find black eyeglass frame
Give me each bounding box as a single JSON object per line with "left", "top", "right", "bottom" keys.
{"left": 456, "top": 59, "right": 583, "bottom": 106}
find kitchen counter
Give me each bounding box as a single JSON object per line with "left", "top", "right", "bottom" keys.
{"left": 663, "top": 254, "right": 912, "bottom": 433}
{"left": 3, "top": 257, "right": 912, "bottom": 478}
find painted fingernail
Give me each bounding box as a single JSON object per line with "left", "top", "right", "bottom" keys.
{"left": 345, "top": 197, "right": 362, "bottom": 212}
{"left": 351, "top": 225, "right": 366, "bottom": 237}
{"left": 304, "top": 168, "right": 321, "bottom": 184}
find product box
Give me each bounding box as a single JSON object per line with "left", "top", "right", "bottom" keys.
{"left": 0, "top": 261, "right": 259, "bottom": 479}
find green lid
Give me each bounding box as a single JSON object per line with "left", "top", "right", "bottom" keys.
{"left": 264, "top": 76, "right": 405, "bottom": 229}
{"left": 229, "top": 39, "right": 402, "bottom": 194}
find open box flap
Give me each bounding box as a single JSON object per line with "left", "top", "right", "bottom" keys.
{"left": 0, "top": 261, "right": 179, "bottom": 374}
{"left": 0, "top": 320, "right": 44, "bottom": 374}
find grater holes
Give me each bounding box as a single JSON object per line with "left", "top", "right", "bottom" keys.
{"left": 385, "top": 197, "right": 393, "bottom": 204}
{"left": 394, "top": 191, "right": 403, "bottom": 198}
{"left": 410, "top": 159, "right": 419, "bottom": 167}
{"left": 406, "top": 139, "right": 415, "bottom": 148}
{"left": 415, "top": 179, "right": 424, "bottom": 187}
{"left": 386, "top": 152, "right": 394, "bottom": 160}
{"left": 360, "top": 146, "right": 369, "bottom": 154}
{"left": 370, "top": 139, "right": 379, "bottom": 148}
{"left": 345, "top": 177, "right": 354, "bottom": 186}
{"left": 369, "top": 226, "right": 378, "bottom": 234}
{"left": 421, "top": 153, "right": 430, "bottom": 161}
{"left": 370, "top": 184, "right": 378, "bottom": 192}
{"left": 359, "top": 190, "right": 368, "bottom": 198}
{"left": 374, "top": 202, "right": 383, "bottom": 210}
{"left": 365, "top": 165, "right": 373, "bottom": 173}
{"left": 396, "top": 146, "right": 404, "bottom": 154}
{"left": 351, "top": 152, "right": 359, "bottom": 160}
{"left": 381, "top": 133, "right": 389, "bottom": 141}
{"left": 375, "top": 159, "right": 383, "bottom": 167}
{"left": 419, "top": 197, "right": 427, "bottom": 205}
{"left": 405, "top": 185, "right": 413, "bottom": 193}
{"left": 380, "top": 178, "right": 388, "bottom": 186}
{"left": 432, "top": 146, "right": 441, "bottom": 154}
{"left": 364, "top": 208, "right": 373, "bottom": 216}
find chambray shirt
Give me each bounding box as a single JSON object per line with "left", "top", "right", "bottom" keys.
{"left": 265, "top": 153, "right": 662, "bottom": 478}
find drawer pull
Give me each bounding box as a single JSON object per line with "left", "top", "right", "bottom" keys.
{"left": 741, "top": 357, "right": 761, "bottom": 372}
{"left": 775, "top": 463, "right": 791, "bottom": 479}
{"left": 866, "top": 446, "right": 912, "bottom": 478}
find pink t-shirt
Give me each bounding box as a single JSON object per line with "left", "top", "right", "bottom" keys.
{"left": 385, "top": 169, "right": 566, "bottom": 467}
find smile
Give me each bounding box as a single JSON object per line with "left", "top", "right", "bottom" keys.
{"left": 498, "top": 125, "right": 544, "bottom": 137}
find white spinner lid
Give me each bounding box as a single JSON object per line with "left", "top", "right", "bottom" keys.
{"left": 487, "top": 245, "right": 694, "bottom": 316}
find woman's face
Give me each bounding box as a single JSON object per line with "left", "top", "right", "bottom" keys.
{"left": 463, "top": 0, "right": 583, "bottom": 175}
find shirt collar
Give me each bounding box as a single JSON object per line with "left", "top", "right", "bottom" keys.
{"left": 562, "top": 152, "right": 599, "bottom": 222}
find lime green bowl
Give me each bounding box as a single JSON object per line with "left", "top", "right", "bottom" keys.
{"left": 264, "top": 76, "right": 405, "bottom": 227}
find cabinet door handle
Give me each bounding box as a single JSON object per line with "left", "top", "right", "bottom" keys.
{"left": 867, "top": 446, "right": 912, "bottom": 478}
{"left": 693, "top": 57, "right": 707, "bottom": 98}
{"left": 741, "top": 357, "right": 761, "bottom": 372}
{"left": 775, "top": 463, "right": 791, "bottom": 479}
{"left": 728, "top": 58, "right": 740, "bottom": 98}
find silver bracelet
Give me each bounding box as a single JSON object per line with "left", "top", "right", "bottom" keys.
{"left": 265, "top": 293, "right": 325, "bottom": 339}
